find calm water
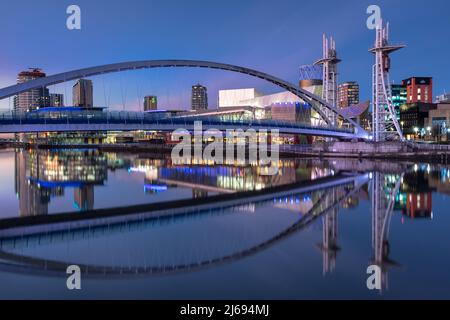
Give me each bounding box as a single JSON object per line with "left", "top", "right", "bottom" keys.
{"left": 0, "top": 148, "right": 449, "bottom": 299}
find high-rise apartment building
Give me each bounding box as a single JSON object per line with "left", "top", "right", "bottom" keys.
{"left": 14, "top": 68, "right": 48, "bottom": 112}
{"left": 338, "top": 81, "right": 359, "bottom": 108}
{"left": 73, "top": 79, "right": 93, "bottom": 108}
{"left": 191, "top": 84, "right": 208, "bottom": 111}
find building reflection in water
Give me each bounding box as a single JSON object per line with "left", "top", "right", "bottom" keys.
{"left": 313, "top": 164, "right": 450, "bottom": 288}
{"left": 74, "top": 186, "right": 95, "bottom": 211}
{"left": 131, "top": 157, "right": 334, "bottom": 194}
{"left": 15, "top": 149, "right": 108, "bottom": 216}
{"left": 14, "top": 149, "right": 336, "bottom": 217}
{"left": 397, "top": 166, "right": 434, "bottom": 219}
{"left": 9, "top": 150, "right": 450, "bottom": 294}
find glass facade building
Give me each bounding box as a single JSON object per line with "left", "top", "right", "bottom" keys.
{"left": 391, "top": 84, "right": 407, "bottom": 120}
{"left": 73, "top": 79, "right": 94, "bottom": 108}
{"left": 191, "top": 84, "right": 208, "bottom": 111}
{"left": 338, "top": 82, "right": 359, "bottom": 108}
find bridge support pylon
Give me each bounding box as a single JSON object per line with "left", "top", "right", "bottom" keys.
{"left": 370, "top": 21, "right": 405, "bottom": 142}
{"left": 317, "top": 188, "right": 340, "bottom": 275}
{"left": 315, "top": 35, "right": 341, "bottom": 127}
{"left": 370, "top": 171, "right": 403, "bottom": 291}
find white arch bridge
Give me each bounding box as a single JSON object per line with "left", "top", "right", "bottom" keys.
{"left": 0, "top": 60, "right": 370, "bottom": 140}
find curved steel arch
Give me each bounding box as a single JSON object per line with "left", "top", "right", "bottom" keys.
{"left": 0, "top": 60, "right": 369, "bottom": 138}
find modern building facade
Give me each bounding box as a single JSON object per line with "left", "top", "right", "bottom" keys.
{"left": 338, "top": 101, "right": 371, "bottom": 130}
{"left": 402, "top": 77, "right": 433, "bottom": 104}
{"left": 49, "top": 93, "right": 64, "bottom": 107}
{"left": 217, "top": 88, "right": 316, "bottom": 127}
{"left": 338, "top": 81, "right": 359, "bottom": 108}
{"left": 400, "top": 102, "right": 437, "bottom": 139}
{"left": 143, "top": 96, "right": 157, "bottom": 111}
{"left": 299, "top": 65, "right": 323, "bottom": 129}
{"left": 73, "top": 79, "right": 93, "bottom": 108}
{"left": 268, "top": 102, "right": 311, "bottom": 123}
{"left": 191, "top": 84, "right": 208, "bottom": 111}
{"left": 14, "top": 68, "right": 48, "bottom": 112}
{"left": 219, "top": 89, "right": 301, "bottom": 109}
{"left": 391, "top": 84, "right": 407, "bottom": 120}
{"left": 299, "top": 65, "right": 323, "bottom": 96}
{"left": 424, "top": 103, "right": 450, "bottom": 141}
{"left": 218, "top": 88, "right": 262, "bottom": 108}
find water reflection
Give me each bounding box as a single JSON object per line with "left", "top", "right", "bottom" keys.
{"left": 1, "top": 149, "right": 450, "bottom": 298}
{"left": 11, "top": 148, "right": 334, "bottom": 217}
{"left": 0, "top": 172, "right": 364, "bottom": 277}
{"left": 15, "top": 149, "right": 108, "bottom": 216}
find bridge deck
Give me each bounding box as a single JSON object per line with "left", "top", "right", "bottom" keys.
{"left": 0, "top": 111, "right": 357, "bottom": 138}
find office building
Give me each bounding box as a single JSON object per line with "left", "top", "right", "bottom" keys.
{"left": 338, "top": 81, "right": 359, "bottom": 108}
{"left": 402, "top": 77, "right": 433, "bottom": 104}
{"left": 73, "top": 79, "right": 93, "bottom": 108}
{"left": 191, "top": 84, "right": 208, "bottom": 111}
{"left": 49, "top": 93, "right": 64, "bottom": 107}
{"left": 143, "top": 96, "right": 157, "bottom": 111}
{"left": 391, "top": 84, "right": 407, "bottom": 120}
{"left": 400, "top": 102, "right": 437, "bottom": 139}
{"left": 424, "top": 103, "right": 450, "bottom": 141}
{"left": 14, "top": 68, "right": 48, "bottom": 112}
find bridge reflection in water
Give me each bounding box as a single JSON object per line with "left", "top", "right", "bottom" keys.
{"left": 0, "top": 149, "right": 447, "bottom": 293}
{"left": 0, "top": 171, "right": 368, "bottom": 277}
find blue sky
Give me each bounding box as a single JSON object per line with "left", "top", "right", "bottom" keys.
{"left": 0, "top": 0, "right": 449, "bottom": 110}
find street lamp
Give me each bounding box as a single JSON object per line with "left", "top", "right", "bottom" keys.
{"left": 414, "top": 127, "right": 419, "bottom": 140}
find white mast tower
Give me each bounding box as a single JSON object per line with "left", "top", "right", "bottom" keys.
{"left": 369, "top": 21, "right": 405, "bottom": 142}
{"left": 315, "top": 34, "right": 341, "bottom": 127}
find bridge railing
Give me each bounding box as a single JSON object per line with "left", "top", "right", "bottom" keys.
{"left": 0, "top": 110, "right": 355, "bottom": 134}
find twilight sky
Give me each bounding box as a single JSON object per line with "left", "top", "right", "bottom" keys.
{"left": 0, "top": 0, "right": 449, "bottom": 110}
